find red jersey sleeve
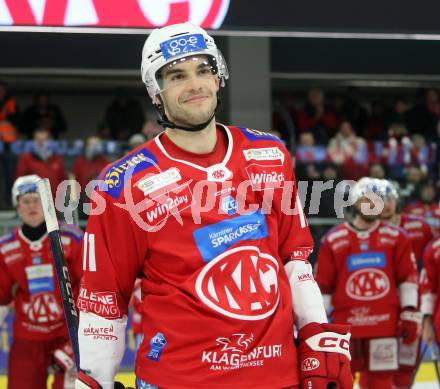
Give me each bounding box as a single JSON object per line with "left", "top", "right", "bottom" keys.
{"left": 420, "top": 240, "right": 439, "bottom": 315}
{"left": 78, "top": 189, "right": 148, "bottom": 319}
{"left": 0, "top": 254, "right": 13, "bottom": 305}
{"left": 314, "top": 236, "right": 337, "bottom": 295}
{"left": 393, "top": 232, "right": 418, "bottom": 286}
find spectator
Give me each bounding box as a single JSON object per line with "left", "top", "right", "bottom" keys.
{"left": 369, "top": 162, "right": 387, "bottom": 179}
{"left": 141, "top": 118, "right": 162, "bottom": 140}
{"left": 72, "top": 136, "right": 109, "bottom": 199}
{"left": 317, "top": 164, "right": 341, "bottom": 218}
{"left": 103, "top": 94, "right": 145, "bottom": 140}
{"left": 295, "top": 88, "right": 337, "bottom": 144}
{"left": 407, "top": 88, "right": 440, "bottom": 141}
{"left": 380, "top": 122, "right": 413, "bottom": 179}
{"left": 20, "top": 91, "right": 67, "bottom": 139}
{"left": 15, "top": 127, "right": 66, "bottom": 194}
{"left": 403, "top": 179, "right": 440, "bottom": 235}
{"left": 327, "top": 120, "right": 368, "bottom": 179}
{"left": 341, "top": 87, "right": 368, "bottom": 132}
{"left": 401, "top": 165, "right": 426, "bottom": 202}
{"left": 294, "top": 132, "right": 327, "bottom": 164}
{"left": 363, "top": 99, "right": 388, "bottom": 141}
{"left": 386, "top": 96, "right": 410, "bottom": 129}
{"left": 272, "top": 92, "right": 297, "bottom": 147}
{"left": 0, "top": 81, "right": 18, "bottom": 143}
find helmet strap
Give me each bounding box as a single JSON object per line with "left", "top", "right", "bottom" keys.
{"left": 154, "top": 94, "right": 221, "bottom": 132}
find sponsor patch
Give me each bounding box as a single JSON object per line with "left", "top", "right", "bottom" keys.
{"left": 160, "top": 33, "right": 206, "bottom": 60}
{"left": 290, "top": 247, "right": 313, "bottom": 261}
{"left": 77, "top": 289, "right": 120, "bottom": 319}
{"left": 193, "top": 209, "right": 269, "bottom": 262}
{"left": 345, "top": 269, "right": 390, "bottom": 301}
{"left": 202, "top": 333, "right": 282, "bottom": 370}
{"left": 347, "top": 307, "right": 390, "bottom": 327}
{"left": 25, "top": 264, "right": 54, "bottom": 294}
{"left": 327, "top": 228, "right": 348, "bottom": 243}
{"left": 136, "top": 167, "right": 181, "bottom": 196}
{"left": 245, "top": 163, "right": 285, "bottom": 190}
{"left": 83, "top": 323, "right": 118, "bottom": 341}
{"left": 195, "top": 245, "right": 279, "bottom": 320}
{"left": 144, "top": 183, "right": 194, "bottom": 226}
{"left": 102, "top": 148, "right": 158, "bottom": 199}
{"left": 347, "top": 252, "right": 386, "bottom": 271}
{"left": 220, "top": 195, "right": 237, "bottom": 216}
{"left": 147, "top": 332, "right": 167, "bottom": 362}
{"left": 135, "top": 378, "right": 159, "bottom": 389}
{"left": 243, "top": 147, "right": 284, "bottom": 163}
{"left": 0, "top": 240, "right": 20, "bottom": 254}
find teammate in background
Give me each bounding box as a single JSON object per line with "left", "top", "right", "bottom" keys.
{"left": 403, "top": 179, "right": 440, "bottom": 236}
{"left": 0, "top": 175, "right": 83, "bottom": 389}
{"left": 315, "top": 177, "right": 420, "bottom": 389}
{"left": 75, "top": 22, "right": 352, "bottom": 389}
{"left": 381, "top": 180, "right": 433, "bottom": 269}
{"left": 379, "top": 179, "right": 430, "bottom": 388}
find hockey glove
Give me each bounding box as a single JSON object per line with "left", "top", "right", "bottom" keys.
{"left": 52, "top": 342, "right": 75, "bottom": 373}
{"left": 75, "top": 371, "right": 133, "bottom": 389}
{"left": 298, "top": 322, "right": 353, "bottom": 389}
{"left": 398, "top": 308, "right": 423, "bottom": 345}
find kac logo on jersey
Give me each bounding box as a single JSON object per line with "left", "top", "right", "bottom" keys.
{"left": 220, "top": 195, "right": 237, "bottom": 216}
{"left": 345, "top": 269, "right": 390, "bottom": 301}
{"left": 347, "top": 252, "right": 386, "bottom": 271}
{"left": 193, "top": 209, "right": 268, "bottom": 262}
{"left": 195, "top": 246, "right": 280, "bottom": 320}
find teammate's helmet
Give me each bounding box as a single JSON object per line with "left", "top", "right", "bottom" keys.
{"left": 12, "top": 175, "right": 41, "bottom": 206}
{"left": 381, "top": 179, "right": 399, "bottom": 200}
{"left": 350, "top": 177, "right": 386, "bottom": 204}
{"left": 141, "top": 22, "right": 229, "bottom": 102}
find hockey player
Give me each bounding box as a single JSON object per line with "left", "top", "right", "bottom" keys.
{"left": 403, "top": 179, "right": 440, "bottom": 236}
{"left": 75, "top": 22, "right": 353, "bottom": 389}
{"left": 420, "top": 235, "right": 440, "bottom": 353}
{"left": 380, "top": 179, "right": 429, "bottom": 388}
{"left": 0, "top": 175, "right": 84, "bottom": 389}
{"left": 315, "top": 177, "right": 419, "bottom": 389}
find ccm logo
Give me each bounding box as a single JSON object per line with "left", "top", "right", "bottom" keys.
{"left": 318, "top": 337, "right": 350, "bottom": 351}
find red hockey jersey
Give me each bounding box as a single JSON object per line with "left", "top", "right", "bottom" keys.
{"left": 78, "top": 125, "right": 313, "bottom": 389}
{"left": 0, "top": 223, "right": 83, "bottom": 340}
{"left": 403, "top": 201, "right": 440, "bottom": 236}
{"left": 315, "top": 221, "right": 418, "bottom": 338}
{"left": 420, "top": 237, "right": 440, "bottom": 328}
{"left": 398, "top": 213, "right": 433, "bottom": 264}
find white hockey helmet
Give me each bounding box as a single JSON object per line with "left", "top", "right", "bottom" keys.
{"left": 350, "top": 177, "right": 386, "bottom": 204}
{"left": 12, "top": 174, "right": 41, "bottom": 206}
{"left": 141, "top": 22, "right": 229, "bottom": 102}
{"left": 380, "top": 179, "right": 399, "bottom": 200}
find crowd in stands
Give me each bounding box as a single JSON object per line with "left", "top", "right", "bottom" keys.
{"left": 1, "top": 81, "right": 439, "bottom": 227}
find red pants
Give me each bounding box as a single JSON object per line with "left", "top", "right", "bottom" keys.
{"left": 8, "top": 336, "right": 74, "bottom": 389}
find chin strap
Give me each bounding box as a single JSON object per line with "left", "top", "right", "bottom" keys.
{"left": 155, "top": 95, "right": 220, "bottom": 132}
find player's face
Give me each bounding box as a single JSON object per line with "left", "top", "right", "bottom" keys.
{"left": 17, "top": 193, "right": 45, "bottom": 227}
{"left": 381, "top": 196, "right": 397, "bottom": 219}
{"left": 355, "top": 195, "right": 383, "bottom": 222}
{"left": 159, "top": 56, "right": 220, "bottom": 128}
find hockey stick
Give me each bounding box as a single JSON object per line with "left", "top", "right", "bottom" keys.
{"left": 38, "top": 178, "right": 80, "bottom": 369}
{"left": 430, "top": 341, "right": 440, "bottom": 384}
{"left": 409, "top": 342, "right": 429, "bottom": 388}
{"left": 67, "top": 173, "right": 80, "bottom": 227}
